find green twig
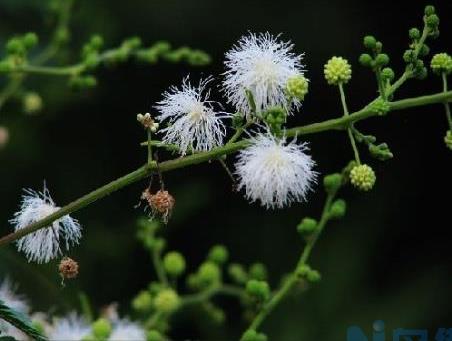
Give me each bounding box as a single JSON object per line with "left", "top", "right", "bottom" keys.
{"left": 338, "top": 83, "right": 361, "bottom": 164}
{"left": 442, "top": 73, "right": 452, "bottom": 130}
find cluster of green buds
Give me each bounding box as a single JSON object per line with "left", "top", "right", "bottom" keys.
{"left": 259, "top": 106, "right": 287, "bottom": 136}
{"left": 81, "top": 35, "right": 104, "bottom": 71}
{"left": 430, "top": 53, "right": 452, "bottom": 75}
{"left": 285, "top": 74, "right": 309, "bottom": 101}
{"left": 0, "top": 32, "right": 38, "bottom": 72}
{"left": 324, "top": 56, "right": 352, "bottom": 85}
{"left": 353, "top": 128, "right": 393, "bottom": 161}
{"left": 296, "top": 264, "right": 321, "bottom": 283}
{"left": 349, "top": 164, "right": 376, "bottom": 191}
{"left": 444, "top": 130, "right": 452, "bottom": 150}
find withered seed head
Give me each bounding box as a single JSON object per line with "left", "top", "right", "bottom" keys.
{"left": 142, "top": 188, "right": 175, "bottom": 223}
{"left": 59, "top": 257, "right": 79, "bottom": 279}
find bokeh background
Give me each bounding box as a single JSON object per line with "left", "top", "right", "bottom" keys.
{"left": 1, "top": 0, "right": 451, "bottom": 339}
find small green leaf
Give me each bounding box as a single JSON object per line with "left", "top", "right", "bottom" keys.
{"left": 0, "top": 300, "right": 47, "bottom": 341}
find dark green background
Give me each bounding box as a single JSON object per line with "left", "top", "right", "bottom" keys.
{"left": 1, "top": 0, "right": 451, "bottom": 339}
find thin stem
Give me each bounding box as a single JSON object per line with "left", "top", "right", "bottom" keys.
{"left": 1, "top": 90, "right": 452, "bottom": 247}
{"left": 248, "top": 191, "right": 337, "bottom": 331}
{"left": 338, "top": 83, "right": 361, "bottom": 164}
{"left": 442, "top": 73, "right": 452, "bottom": 130}
{"left": 147, "top": 129, "right": 153, "bottom": 165}
{"left": 152, "top": 248, "right": 168, "bottom": 286}
{"left": 227, "top": 120, "right": 254, "bottom": 145}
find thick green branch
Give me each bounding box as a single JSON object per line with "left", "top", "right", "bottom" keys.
{"left": 1, "top": 90, "right": 451, "bottom": 247}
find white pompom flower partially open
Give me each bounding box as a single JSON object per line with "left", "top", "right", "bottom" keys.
{"left": 155, "top": 76, "right": 229, "bottom": 155}
{"left": 48, "top": 313, "right": 90, "bottom": 341}
{"left": 10, "top": 184, "right": 82, "bottom": 264}
{"left": 108, "top": 319, "right": 146, "bottom": 341}
{"left": 235, "top": 133, "right": 317, "bottom": 209}
{"left": 223, "top": 32, "right": 305, "bottom": 115}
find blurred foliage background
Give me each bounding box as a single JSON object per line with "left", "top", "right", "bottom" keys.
{"left": 0, "top": 0, "right": 451, "bottom": 339}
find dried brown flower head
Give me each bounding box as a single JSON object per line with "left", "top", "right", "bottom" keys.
{"left": 58, "top": 257, "right": 79, "bottom": 279}
{"left": 141, "top": 188, "right": 175, "bottom": 223}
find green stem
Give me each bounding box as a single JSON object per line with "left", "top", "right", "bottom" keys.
{"left": 338, "top": 83, "right": 361, "bottom": 164}
{"left": 248, "top": 191, "right": 336, "bottom": 331}
{"left": 442, "top": 73, "right": 452, "bottom": 130}
{"left": 1, "top": 90, "right": 452, "bottom": 247}
{"left": 152, "top": 247, "right": 168, "bottom": 286}
{"left": 227, "top": 120, "right": 254, "bottom": 145}
{"left": 147, "top": 129, "right": 153, "bottom": 165}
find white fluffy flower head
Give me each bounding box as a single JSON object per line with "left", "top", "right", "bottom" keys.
{"left": 109, "top": 319, "right": 146, "bottom": 341}
{"left": 49, "top": 313, "right": 90, "bottom": 341}
{"left": 235, "top": 134, "right": 317, "bottom": 209}
{"left": 223, "top": 32, "right": 305, "bottom": 115}
{"left": 155, "top": 76, "right": 228, "bottom": 155}
{"left": 10, "top": 184, "right": 82, "bottom": 263}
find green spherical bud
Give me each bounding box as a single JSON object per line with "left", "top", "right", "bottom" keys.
{"left": 249, "top": 263, "right": 267, "bottom": 281}
{"left": 90, "top": 35, "right": 104, "bottom": 50}
{"left": 425, "top": 14, "right": 439, "bottom": 28}
{"left": 381, "top": 67, "right": 395, "bottom": 82}
{"left": 409, "top": 28, "right": 421, "bottom": 40}
{"left": 430, "top": 53, "right": 452, "bottom": 75}
{"left": 246, "top": 280, "right": 270, "bottom": 301}
{"left": 363, "top": 35, "right": 377, "bottom": 49}
{"left": 208, "top": 244, "right": 229, "bottom": 264}
{"left": 92, "top": 318, "right": 112, "bottom": 339}
{"left": 375, "top": 53, "right": 390, "bottom": 67}
{"left": 375, "top": 42, "right": 383, "bottom": 53}
{"left": 324, "top": 56, "right": 352, "bottom": 85}
{"left": 329, "top": 199, "right": 347, "bottom": 219}
{"left": 306, "top": 269, "right": 321, "bottom": 283}
{"left": 350, "top": 164, "right": 376, "bottom": 191}
{"left": 297, "top": 217, "right": 318, "bottom": 235}
{"left": 358, "top": 54, "right": 373, "bottom": 67}
{"left": 83, "top": 53, "right": 100, "bottom": 70}
{"left": 154, "top": 288, "right": 180, "bottom": 313}
{"left": 403, "top": 50, "right": 415, "bottom": 63}
{"left": 424, "top": 5, "right": 435, "bottom": 16}
{"left": 198, "top": 261, "right": 221, "bottom": 285}
{"left": 163, "top": 251, "right": 186, "bottom": 277}
{"left": 22, "top": 92, "right": 43, "bottom": 114}
{"left": 419, "top": 44, "right": 430, "bottom": 57}
{"left": 241, "top": 329, "right": 268, "bottom": 341}
{"left": 23, "top": 32, "right": 38, "bottom": 49}
{"left": 296, "top": 264, "right": 311, "bottom": 277}
{"left": 444, "top": 130, "right": 452, "bottom": 150}
{"left": 414, "top": 66, "right": 428, "bottom": 80}
{"left": 228, "top": 263, "right": 248, "bottom": 284}
{"left": 323, "top": 173, "right": 342, "bottom": 194}
{"left": 286, "top": 74, "right": 309, "bottom": 100}
{"left": 132, "top": 290, "right": 152, "bottom": 312}
{"left": 147, "top": 330, "right": 164, "bottom": 341}
{"left": 6, "top": 38, "right": 25, "bottom": 55}
{"left": 369, "top": 98, "right": 390, "bottom": 116}
{"left": 124, "top": 36, "right": 142, "bottom": 49}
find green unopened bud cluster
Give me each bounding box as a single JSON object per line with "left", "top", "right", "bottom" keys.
{"left": 249, "top": 263, "right": 267, "bottom": 281}
{"left": 297, "top": 217, "right": 317, "bottom": 236}
{"left": 154, "top": 288, "right": 180, "bottom": 313}
{"left": 228, "top": 263, "right": 248, "bottom": 285}
{"left": 81, "top": 35, "right": 104, "bottom": 71}
{"left": 0, "top": 32, "right": 38, "bottom": 72}
{"left": 430, "top": 53, "right": 452, "bottom": 75}
{"left": 368, "top": 98, "right": 390, "bottom": 116}
{"left": 188, "top": 261, "right": 222, "bottom": 289}
{"left": 246, "top": 279, "right": 270, "bottom": 301}
{"left": 163, "top": 46, "right": 211, "bottom": 66}
{"left": 369, "top": 142, "right": 393, "bottom": 161}
{"left": 423, "top": 5, "right": 440, "bottom": 37}
{"left": 444, "top": 130, "right": 452, "bottom": 150}
{"left": 208, "top": 244, "right": 229, "bottom": 264}
{"left": 296, "top": 264, "right": 321, "bottom": 283}
{"left": 260, "top": 106, "right": 287, "bottom": 136}
{"left": 323, "top": 173, "right": 343, "bottom": 194}
{"left": 163, "top": 251, "right": 186, "bottom": 277}
{"left": 329, "top": 199, "right": 347, "bottom": 219}
{"left": 350, "top": 164, "right": 376, "bottom": 191}
{"left": 324, "top": 56, "right": 352, "bottom": 85}
{"left": 359, "top": 36, "right": 390, "bottom": 72}
{"left": 286, "top": 75, "right": 309, "bottom": 101}
{"left": 132, "top": 290, "right": 153, "bottom": 312}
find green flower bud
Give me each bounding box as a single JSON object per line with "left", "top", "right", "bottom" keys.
{"left": 375, "top": 42, "right": 383, "bottom": 53}
{"left": 92, "top": 318, "right": 112, "bottom": 339}
{"left": 163, "top": 251, "right": 186, "bottom": 277}
{"left": 246, "top": 279, "right": 270, "bottom": 301}
{"left": 0, "top": 60, "right": 14, "bottom": 73}
{"left": 23, "top": 32, "right": 38, "bottom": 49}
{"left": 425, "top": 14, "right": 439, "bottom": 28}
{"left": 430, "top": 53, "right": 452, "bottom": 75}
{"left": 306, "top": 269, "right": 321, "bottom": 283}
{"left": 198, "top": 261, "right": 221, "bottom": 285}
{"left": 153, "top": 41, "right": 171, "bottom": 53}
{"left": 363, "top": 35, "right": 377, "bottom": 49}
{"left": 228, "top": 263, "right": 248, "bottom": 284}
{"left": 286, "top": 74, "right": 309, "bottom": 100}
{"left": 249, "top": 263, "right": 267, "bottom": 281}
{"left": 358, "top": 54, "right": 373, "bottom": 67}
{"left": 381, "top": 67, "right": 395, "bottom": 82}
{"left": 147, "top": 330, "right": 164, "bottom": 341}
{"left": 329, "top": 199, "right": 347, "bottom": 219}
{"left": 369, "top": 143, "right": 393, "bottom": 161}
{"left": 323, "top": 173, "right": 342, "bottom": 194}
{"left": 350, "top": 164, "right": 376, "bottom": 191}
{"left": 368, "top": 98, "right": 390, "bottom": 116}
{"left": 296, "top": 264, "right": 311, "bottom": 277}
{"left": 414, "top": 66, "right": 428, "bottom": 80}
{"left": 424, "top": 5, "right": 435, "bottom": 16}
{"left": 22, "top": 92, "right": 43, "bottom": 114}
{"left": 444, "top": 130, "right": 452, "bottom": 150}
{"left": 375, "top": 53, "right": 390, "bottom": 67}
{"left": 6, "top": 38, "right": 25, "bottom": 55}
{"left": 403, "top": 50, "right": 415, "bottom": 63}
{"left": 208, "top": 244, "right": 229, "bottom": 264}
{"left": 409, "top": 28, "right": 421, "bottom": 40}
{"left": 241, "top": 329, "right": 268, "bottom": 341}
{"left": 90, "top": 35, "right": 104, "bottom": 50}
{"left": 297, "top": 217, "right": 318, "bottom": 235}
{"left": 187, "top": 50, "right": 211, "bottom": 65}
{"left": 132, "top": 290, "right": 152, "bottom": 312}
{"left": 154, "top": 288, "right": 180, "bottom": 313}
{"left": 324, "top": 56, "right": 352, "bottom": 85}
{"left": 123, "top": 36, "right": 142, "bottom": 49}
{"left": 419, "top": 44, "right": 430, "bottom": 57}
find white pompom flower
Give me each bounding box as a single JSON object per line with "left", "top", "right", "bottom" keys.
{"left": 48, "top": 313, "right": 90, "bottom": 341}
{"left": 10, "top": 184, "right": 82, "bottom": 264}
{"left": 108, "top": 319, "right": 146, "bottom": 341}
{"left": 155, "top": 76, "right": 229, "bottom": 155}
{"left": 223, "top": 32, "right": 305, "bottom": 115}
{"left": 235, "top": 133, "right": 317, "bottom": 209}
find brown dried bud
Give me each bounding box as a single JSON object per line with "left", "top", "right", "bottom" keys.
{"left": 136, "top": 113, "right": 159, "bottom": 132}
{"left": 142, "top": 188, "right": 175, "bottom": 223}
{"left": 59, "top": 257, "right": 79, "bottom": 279}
